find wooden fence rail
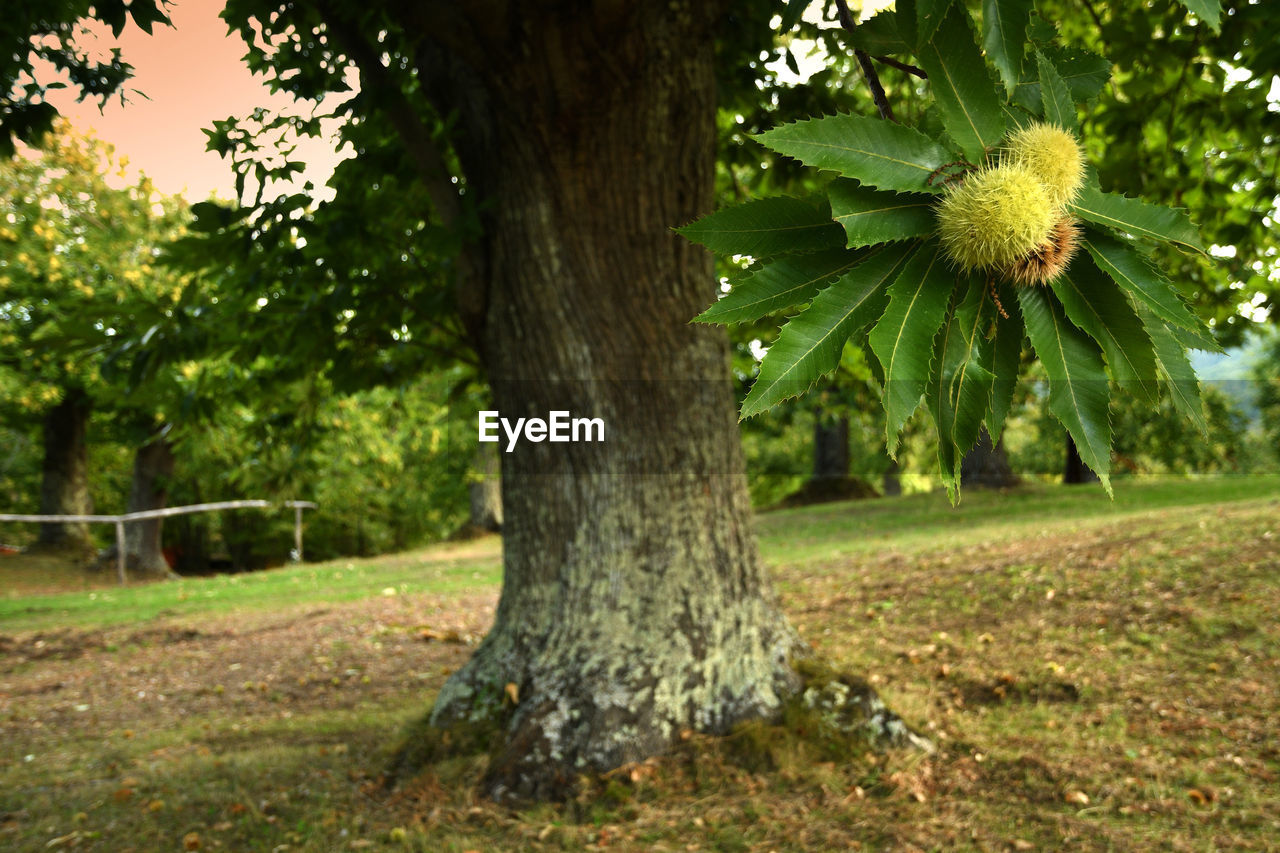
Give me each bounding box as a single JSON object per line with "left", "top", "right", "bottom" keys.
{"left": 0, "top": 500, "right": 318, "bottom": 585}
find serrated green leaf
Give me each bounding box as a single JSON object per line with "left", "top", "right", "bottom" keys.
{"left": 1070, "top": 186, "right": 1206, "bottom": 254}
{"left": 860, "top": 337, "right": 885, "bottom": 386}
{"left": 982, "top": 0, "right": 1033, "bottom": 95}
{"left": 1035, "top": 51, "right": 1079, "bottom": 133}
{"left": 917, "top": 3, "right": 1007, "bottom": 164}
{"left": 1051, "top": 253, "right": 1158, "bottom": 401}
{"left": 676, "top": 197, "right": 845, "bottom": 257}
{"left": 1080, "top": 230, "right": 1203, "bottom": 332}
{"left": 828, "top": 180, "right": 937, "bottom": 248}
{"left": 930, "top": 274, "right": 996, "bottom": 501}
{"left": 754, "top": 115, "right": 953, "bottom": 194}
{"left": 984, "top": 281, "right": 1024, "bottom": 442}
{"left": 1013, "top": 46, "right": 1110, "bottom": 112}
{"left": 869, "top": 240, "right": 956, "bottom": 454}
{"left": 917, "top": 0, "right": 954, "bottom": 45}
{"left": 695, "top": 248, "right": 870, "bottom": 325}
{"left": 1175, "top": 0, "right": 1222, "bottom": 33}
{"left": 741, "top": 244, "right": 913, "bottom": 419}
{"left": 1137, "top": 305, "right": 1208, "bottom": 434}
{"left": 1166, "top": 321, "right": 1223, "bottom": 355}
{"left": 1018, "top": 286, "right": 1112, "bottom": 495}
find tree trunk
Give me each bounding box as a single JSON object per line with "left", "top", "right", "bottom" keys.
{"left": 1063, "top": 433, "right": 1100, "bottom": 484}
{"left": 468, "top": 445, "right": 502, "bottom": 532}
{"left": 882, "top": 457, "right": 902, "bottom": 496}
{"left": 33, "top": 387, "right": 95, "bottom": 555}
{"left": 774, "top": 408, "right": 877, "bottom": 507}
{"left": 416, "top": 6, "right": 808, "bottom": 801}
{"left": 165, "top": 481, "right": 211, "bottom": 573}
{"left": 812, "top": 410, "right": 851, "bottom": 481}
{"left": 124, "top": 431, "right": 176, "bottom": 578}
{"left": 96, "top": 431, "right": 177, "bottom": 578}
{"left": 960, "top": 427, "right": 1019, "bottom": 489}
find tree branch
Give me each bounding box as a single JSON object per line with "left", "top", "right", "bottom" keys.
{"left": 872, "top": 55, "right": 927, "bottom": 79}
{"left": 319, "top": 24, "right": 462, "bottom": 231}
{"left": 310, "top": 1, "right": 490, "bottom": 363}
{"left": 833, "top": 0, "right": 896, "bottom": 122}
{"left": 1078, "top": 0, "right": 1106, "bottom": 35}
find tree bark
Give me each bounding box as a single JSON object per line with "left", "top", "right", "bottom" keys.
{"left": 123, "top": 431, "right": 176, "bottom": 578}
{"left": 1063, "top": 433, "right": 1100, "bottom": 484}
{"left": 414, "top": 5, "right": 808, "bottom": 801}
{"left": 960, "top": 427, "right": 1019, "bottom": 489}
{"left": 32, "top": 387, "right": 95, "bottom": 555}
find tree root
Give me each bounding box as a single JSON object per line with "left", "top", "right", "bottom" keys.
{"left": 390, "top": 655, "right": 932, "bottom": 803}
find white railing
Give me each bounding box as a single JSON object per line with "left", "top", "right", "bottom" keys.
{"left": 0, "top": 500, "right": 317, "bottom": 585}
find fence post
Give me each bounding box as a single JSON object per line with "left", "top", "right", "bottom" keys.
{"left": 114, "top": 520, "right": 127, "bottom": 586}
{"left": 294, "top": 504, "right": 304, "bottom": 563}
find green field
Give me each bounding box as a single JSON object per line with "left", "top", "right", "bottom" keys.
{"left": 2, "top": 476, "right": 1278, "bottom": 851}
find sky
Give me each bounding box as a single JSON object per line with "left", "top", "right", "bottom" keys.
{"left": 48, "top": 0, "right": 349, "bottom": 202}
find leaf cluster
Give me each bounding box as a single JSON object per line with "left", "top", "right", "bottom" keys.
{"left": 1041, "top": 0, "right": 1280, "bottom": 342}
{"left": 682, "top": 0, "right": 1223, "bottom": 501}
{"left": 0, "top": 123, "right": 190, "bottom": 424}
{"left": 0, "top": 0, "right": 170, "bottom": 157}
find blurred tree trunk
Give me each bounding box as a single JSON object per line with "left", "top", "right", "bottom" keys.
{"left": 165, "top": 481, "right": 211, "bottom": 573}
{"left": 124, "top": 431, "right": 176, "bottom": 578}
{"left": 774, "top": 407, "right": 877, "bottom": 506}
{"left": 811, "top": 410, "right": 851, "bottom": 482}
{"left": 33, "top": 387, "right": 95, "bottom": 555}
{"left": 881, "top": 457, "right": 902, "bottom": 496}
{"left": 1063, "top": 434, "right": 1100, "bottom": 484}
{"left": 961, "top": 427, "right": 1019, "bottom": 489}
{"left": 468, "top": 445, "right": 502, "bottom": 532}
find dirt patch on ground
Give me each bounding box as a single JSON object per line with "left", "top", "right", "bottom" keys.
{"left": 0, "top": 591, "right": 497, "bottom": 735}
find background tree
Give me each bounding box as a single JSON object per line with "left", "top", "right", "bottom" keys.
{"left": 192, "top": 0, "right": 943, "bottom": 800}
{"left": 1, "top": 124, "right": 187, "bottom": 563}
{"left": 961, "top": 427, "right": 1020, "bottom": 489}
{"left": 1044, "top": 0, "right": 1280, "bottom": 344}
{"left": 684, "top": 0, "right": 1222, "bottom": 504}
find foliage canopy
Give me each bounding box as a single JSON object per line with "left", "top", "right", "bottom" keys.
{"left": 681, "top": 0, "right": 1226, "bottom": 500}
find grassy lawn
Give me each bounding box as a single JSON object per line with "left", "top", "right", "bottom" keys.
{"left": 2, "top": 475, "right": 1278, "bottom": 851}
{"left": 0, "top": 538, "right": 503, "bottom": 634}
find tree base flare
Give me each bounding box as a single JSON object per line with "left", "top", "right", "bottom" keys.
{"left": 791, "top": 659, "right": 935, "bottom": 754}
{"left": 391, "top": 657, "right": 931, "bottom": 804}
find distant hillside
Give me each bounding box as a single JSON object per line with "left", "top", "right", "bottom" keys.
{"left": 1189, "top": 328, "right": 1275, "bottom": 422}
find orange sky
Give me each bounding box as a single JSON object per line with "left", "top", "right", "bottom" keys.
{"left": 49, "top": 0, "right": 349, "bottom": 202}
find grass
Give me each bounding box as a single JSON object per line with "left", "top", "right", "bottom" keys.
{"left": 1, "top": 475, "right": 1278, "bottom": 851}
{"left": 0, "top": 539, "right": 501, "bottom": 634}
{"left": 756, "top": 473, "right": 1280, "bottom": 565}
